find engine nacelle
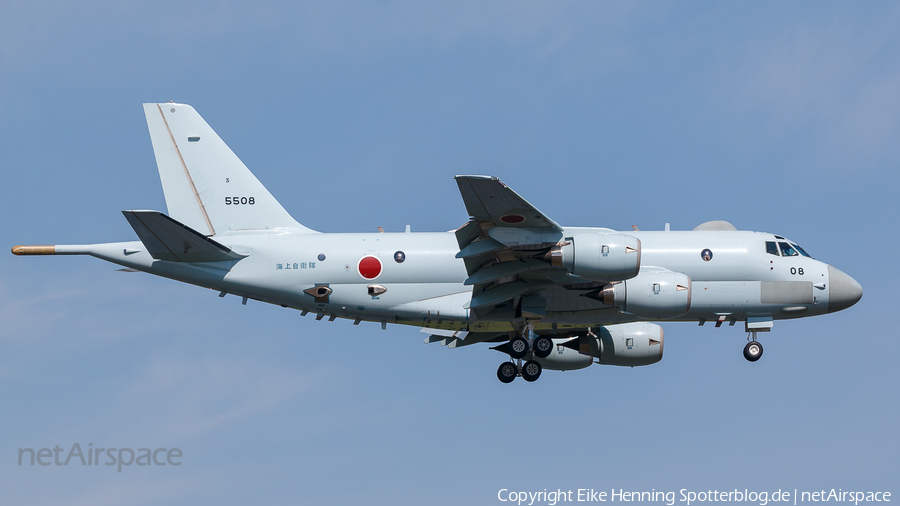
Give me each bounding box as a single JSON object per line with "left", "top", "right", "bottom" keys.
{"left": 534, "top": 339, "right": 593, "bottom": 371}
{"left": 601, "top": 266, "right": 691, "bottom": 319}
{"left": 562, "top": 322, "right": 664, "bottom": 367}
{"left": 550, "top": 233, "right": 641, "bottom": 282}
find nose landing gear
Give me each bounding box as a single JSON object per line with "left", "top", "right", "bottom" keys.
{"left": 743, "top": 332, "right": 764, "bottom": 362}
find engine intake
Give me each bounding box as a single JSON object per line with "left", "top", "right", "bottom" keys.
{"left": 600, "top": 266, "right": 691, "bottom": 319}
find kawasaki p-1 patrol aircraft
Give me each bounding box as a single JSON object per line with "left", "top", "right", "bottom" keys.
{"left": 13, "top": 103, "right": 863, "bottom": 383}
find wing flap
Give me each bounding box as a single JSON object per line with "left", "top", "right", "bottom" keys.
{"left": 464, "top": 258, "right": 551, "bottom": 286}
{"left": 420, "top": 328, "right": 507, "bottom": 349}
{"left": 467, "top": 280, "right": 554, "bottom": 309}
{"left": 456, "top": 237, "right": 505, "bottom": 259}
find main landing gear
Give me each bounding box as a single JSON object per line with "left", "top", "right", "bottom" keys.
{"left": 743, "top": 332, "right": 764, "bottom": 362}
{"left": 494, "top": 325, "right": 549, "bottom": 383}
{"left": 496, "top": 360, "right": 543, "bottom": 384}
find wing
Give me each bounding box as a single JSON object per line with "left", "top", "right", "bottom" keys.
{"left": 455, "top": 176, "right": 562, "bottom": 232}
{"left": 453, "top": 176, "right": 608, "bottom": 321}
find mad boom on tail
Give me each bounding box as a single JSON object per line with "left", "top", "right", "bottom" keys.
{"left": 13, "top": 103, "right": 863, "bottom": 383}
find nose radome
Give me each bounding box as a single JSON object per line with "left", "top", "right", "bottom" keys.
{"left": 827, "top": 265, "right": 863, "bottom": 313}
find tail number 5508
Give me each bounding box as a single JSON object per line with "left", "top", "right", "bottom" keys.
{"left": 225, "top": 197, "right": 255, "bottom": 205}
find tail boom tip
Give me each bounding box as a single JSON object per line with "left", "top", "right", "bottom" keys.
{"left": 12, "top": 245, "right": 56, "bottom": 255}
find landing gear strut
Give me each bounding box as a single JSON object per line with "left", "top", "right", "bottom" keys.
{"left": 743, "top": 332, "right": 764, "bottom": 362}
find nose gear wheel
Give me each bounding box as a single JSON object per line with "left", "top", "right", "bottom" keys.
{"left": 743, "top": 336, "right": 763, "bottom": 362}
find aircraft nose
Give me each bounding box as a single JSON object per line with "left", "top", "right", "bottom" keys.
{"left": 827, "top": 265, "right": 863, "bottom": 313}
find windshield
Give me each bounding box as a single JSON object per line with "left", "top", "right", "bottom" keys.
{"left": 778, "top": 242, "right": 799, "bottom": 256}
{"left": 766, "top": 239, "right": 814, "bottom": 258}
{"left": 792, "top": 243, "right": 812, "bottom": 258}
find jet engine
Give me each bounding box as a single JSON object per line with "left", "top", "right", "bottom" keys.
{"left": 534, "top": 339, "right": 593, "bottom": 371}
{"left": 561, "top": 322, "right": 664, "bottom": 367}
{"left": 548, "top": 233, "right": 641, "bottom": 282}
{"left": 598, "top": 266, "right": 691, "bottom": 319}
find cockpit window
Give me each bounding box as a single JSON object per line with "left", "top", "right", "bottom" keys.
{"left": 778, "top": 242, "right": 799, "bottom": 256}
{"left": 766, "top": 241, "right": 780, "bottom": 256}
{"left": 792, "top": 243, "right": 812, "bottom": 258}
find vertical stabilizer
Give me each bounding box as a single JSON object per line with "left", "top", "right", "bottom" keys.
{"left": 143, "top": 102, "right": 315, "bottom": 235}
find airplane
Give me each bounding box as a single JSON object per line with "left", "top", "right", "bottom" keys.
{"left": 12, "top": 102, "right": 863, "bottom": 383}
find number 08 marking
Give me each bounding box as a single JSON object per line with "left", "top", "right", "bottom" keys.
{"left": 790, "top": 267, "right": 804, "bottom": 275}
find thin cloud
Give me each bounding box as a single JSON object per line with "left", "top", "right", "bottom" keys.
{"left": 726, "top": 8, "right": 900, "bottom": 167}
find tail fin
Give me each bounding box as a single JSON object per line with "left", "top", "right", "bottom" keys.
{"left": 143, "top": 102, "right": 315, "bottom": 235}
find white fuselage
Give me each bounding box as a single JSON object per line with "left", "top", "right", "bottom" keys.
{"left": 77, "top": 226, "right": 839, "bottom": 333}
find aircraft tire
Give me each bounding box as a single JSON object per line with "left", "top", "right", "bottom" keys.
{"left": 508, "top": 336, "right": 529, "bottom": 359}
{"left": 522, "top": 360, "right": 542, "bottom": 382}
{"left": 743, "top": 341, "right": 764, "bottom": 362}
{"left": 533, "top": 336, "right": 553, "bottom": 358}
{"left": 497, "top": 362, "right": 518, "bottom": 383}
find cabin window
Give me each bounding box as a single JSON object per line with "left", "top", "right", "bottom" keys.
{"left": 778, "top": 242, "right": 799, "bottom": 256}
{"left": 766, "top": 241, "right": 779, "bottom": 256}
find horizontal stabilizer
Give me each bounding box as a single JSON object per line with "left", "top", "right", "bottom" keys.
{"left": 122, "top": 211, "right": 246, "bottom": 263}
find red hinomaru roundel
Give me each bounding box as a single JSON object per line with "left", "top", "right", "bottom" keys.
{"left": 500, "top": 214, "right": 526, "bottom": 224}
{"left": 358, "top": 255, "right": 382, "bottom": 279}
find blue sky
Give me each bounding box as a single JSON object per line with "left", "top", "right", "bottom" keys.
{"left": 1, "top": 2, "right": 898, "bottom": 504}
